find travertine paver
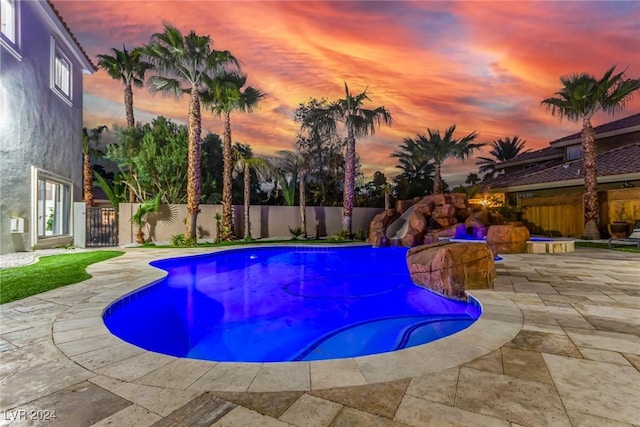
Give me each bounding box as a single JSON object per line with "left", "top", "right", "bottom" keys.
{"left": 278, "top": 394, "right": 342, "bottom": 427}
{"left": 249, "top": 362, "right": 311, "bottom": 392}
{"left": 0, "top": 247, "right": 639, "bottom": 426}
{"left": 455, "top": 366, "right": 572, "bottom": 426}
{"left": 309, "top": 358, "right": 368, "bottom": 389}
{"left": 543, "top": 353, "right": 640, "bottom": 425}
{"left": 137, "top": 359, "right": 216, "bottom": 389}
{"left": 395, "top": 395, "right": 511, "bottom": 427}
{"left": 90, "top": 404, "right": 162, "bottom": 427}
{"left": 17, "top": 381, "right": 131, "bottom": 426}
{"left": 211, "top": 406, "right": 292, "bottom": 427}
{"left": 188, "top": 362, "right": 261, "bottom": 392}
{"left": 403, "top": 366, "right": 459, "bottom": 405}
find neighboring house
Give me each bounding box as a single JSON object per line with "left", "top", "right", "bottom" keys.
{"left": 0, "top": 0, "right": 95, "bottom": 254}
{"left": 483, "top": 113, "right": 640, "bottom": 237}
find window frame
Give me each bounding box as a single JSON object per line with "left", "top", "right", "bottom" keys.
{"left": 34, "top": 169, "right": 72, "bottom": 240}
{"left": 1, "top": 0, "right": 21, "bottom": 60}
{"left": 566, "top": 145, "right": 582, "bottom": 161}
{"left": 50, "top": 37, "right": 73, "bottom": 105}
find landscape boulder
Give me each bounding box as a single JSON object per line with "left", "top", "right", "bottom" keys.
{"left": 368, "top": 209, "right": 399, "bottom": 246}
{"left": 406, "top": 242, "right": 496, "bottom": 301}
{"left": 486, "top": 224, "right": 530, "bottom": 254}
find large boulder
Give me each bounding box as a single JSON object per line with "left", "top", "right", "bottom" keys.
{"left": 369, "top": 209, "right": 399, "bottom": 247}
{"left": 370, "top": 194, "right": 473, "bottom": 248}
{"left": 449, "top": 193, "right": 468, "bottom": 210}
{"left": 401, "top": 230, "right": 424, "bottom": 247}
{"left": 486, "top": 224, "right": 530, "bottom": 254}
{"left": 406, "top": 242, "right": 496, "bottom": 301}
{"left": 408, "top": 210, "right": 427, "bottom": 232}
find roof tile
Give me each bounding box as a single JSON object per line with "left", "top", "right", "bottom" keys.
{"left": 551, "top": 113, "right": 640, "bottom": 144}
{"left": 487, "top": 142, "right": 640, "bottom": 189}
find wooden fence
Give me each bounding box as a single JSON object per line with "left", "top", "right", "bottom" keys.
{"left": 520, "top": 188, "right": 640, "bottom": 237}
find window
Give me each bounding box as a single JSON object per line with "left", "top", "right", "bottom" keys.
{"left": 566, "top": 145, "right": 582, "bottom": 160}
{"left": 1, "top": 0, "right": 15, "bottom": 43}
{"left": 54, "top": 53, "right": 70, "bottom": 95}
{"left": 37, "top": 177, "right": 71, "bottom": 238}
{"left": 50, "top": 38, "right": 72, "bottom": 104}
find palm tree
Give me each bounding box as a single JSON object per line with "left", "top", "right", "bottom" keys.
{"left": 203, "top": 71, "right": 264, "bottom": 240}
{"left": 97, "top": 45, "right": 151, "bottom": 128}
{"left": 476, "top": 136, "right": 529, "bottom": 178}
{"left": 82, "top": 126, "right": 107, "bottom": 207}
{"left": 233, "top": 144, "right": 270, "bottom": 240}
{"left": 131, "top": 193, "right": 162, "bottom": 244}
{"left": 410, "top": 125, "right": 484, "bottom": 194}
{"left": 276, "top": 149, "right": 312, "bottom": 237}
{"left": 302, "top": 83, "right": 392, "bottom": 234}
{"left": 465, "top": 173, "right": 480, "bottom": 185}
{"left": 392, "top": 137, "right": 436, "bottom": 197}
{"left": 143, "top": 24, "right": 239, "bottom": 240}
{"left": 542, "top": 66, "right": 640, "bottom": 239}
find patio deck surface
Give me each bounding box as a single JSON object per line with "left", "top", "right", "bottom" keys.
{"left": 1, "top": 247, "right": 639, "bottom": 426}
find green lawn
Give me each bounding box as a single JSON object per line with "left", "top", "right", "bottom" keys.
{"left": 0, "top": 251, "right": 124, "bottom": 304}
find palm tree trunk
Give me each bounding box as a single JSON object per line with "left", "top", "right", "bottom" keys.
{"left": 124, "top": 78, "right": 135, "bottom": 203}
{"left": 581, "top": 117, "right": 601, "bottom": 239}
{"left": 433, "top": 164, "right": 443, "bottom": 194}
{"left": 243, "top": 162, "right": 251, "bottom": 240}
{"left": 83, "top": 152, "right": 93, "bottom": 207}
{"left": 222, "top": 111, "right": 234, "bottom": 240}
{"left": 185, "top": 91, "right": 201, "bottom": 241}
{"left": 384, "top": 186, "right": 390, "bottom": 210}
{"left": 299, "top": 169, "right": 307, "bottom": 238}
{"left": 124, "top": 82, "right": 135, "bottom": 128}
{"left": 342, "top": 133, "right": 356, "bottom": 234}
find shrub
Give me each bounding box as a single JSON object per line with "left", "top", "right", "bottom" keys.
{"left": 170, "top": 234, "right": 185, "bottom": 247}
{"left": 170, "top": 234, "right": 197, "bottom": 247}
{"left": 353, "top": 228, "right": 367, "bottom": 241}
{"left": 288, "top": 226, "right": 304, "bottom": 240}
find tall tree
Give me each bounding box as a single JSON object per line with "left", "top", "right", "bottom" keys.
{"left": 302, "top": 83, "right": 391, "bottom": 233}
{"left": 143, "top": 24, "right": 239, "bottom": 240}
{"left": 274, "top": 149, "right": 312, "bottom": 237}
{"left": 542, "top": 66, "right": 640, "bottom": 239}
{"left": 97, "top": 45, "right": 151, "bottom": 128}
{"left": 295, "top": 98, "right": 359, "bottom": 208}
{"left": 476, "top": 136, "right": 529, "bottom": 178}
{"left": 408, "top": 125, "right": 483, "bottom": 194}
{"left": 107, "top": 117, "right": 189, "bottom": 203}
{"left": 465, "top": 173, "right": 480, "bottom": 185}
{"left": 203, "top": 72, "right": 264, "bottom": 240}
{"left": 82, "top": 126, "right": 107, "bottom": 207}
{"left": 392, "top": 136, "right": 436, "bottom": 197}
{"left": 233, "top": 144, "right": 270, "bottom": 240}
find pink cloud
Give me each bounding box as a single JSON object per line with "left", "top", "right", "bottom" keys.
{"left": 53, "top": 0, "right": 640, "bottom": 186}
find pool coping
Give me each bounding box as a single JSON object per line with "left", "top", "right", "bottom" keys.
{"left": 51, "top": 244, "right": 524, "bottom": 392}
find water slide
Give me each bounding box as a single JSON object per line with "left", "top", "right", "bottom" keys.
{"left": 385, "top": 204, "right": 418, "bottom": 240}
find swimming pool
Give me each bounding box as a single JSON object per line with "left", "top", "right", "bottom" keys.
{"left": 103, "top": 246, "right": 481, "bottom": 362}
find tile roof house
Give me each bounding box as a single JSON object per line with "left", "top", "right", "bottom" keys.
{"left": 486, "top": 113, "right": 640, "bottom": 193}
{"left": 482, "top": 113, "right": 640, "bottom": 237}
{"left": 0, "top": 0, "right": 95, "bottom": 254}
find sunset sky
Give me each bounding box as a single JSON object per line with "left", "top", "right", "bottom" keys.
{"left": 54, "top": 0, "right": 640, "bottom": 186}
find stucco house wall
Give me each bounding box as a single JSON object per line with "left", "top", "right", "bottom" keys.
{"left": 0, "top": 0, "right": 94, "bottom": 253}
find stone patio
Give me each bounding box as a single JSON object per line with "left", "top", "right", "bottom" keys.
{"left": 1, "top": 247, "right": 639, "bottom": 426}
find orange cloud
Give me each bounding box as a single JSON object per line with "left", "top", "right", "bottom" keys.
{"left": 54, "top": 0, "right": 640, "bottom": 185}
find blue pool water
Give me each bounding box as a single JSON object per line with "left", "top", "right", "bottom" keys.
{"left": 103, "top": 246, "right": 481, "bottom": 362}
